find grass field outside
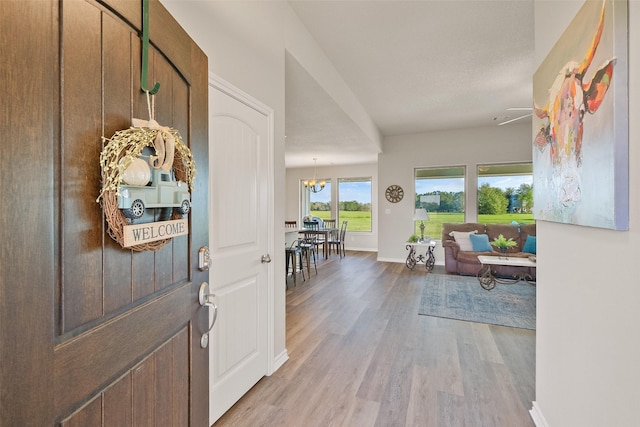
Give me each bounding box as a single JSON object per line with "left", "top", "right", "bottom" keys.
{"left": 311, "top": 210, "right": 372, "bottom": 232}
{"left": 414, "top": 212, "right": 535, "bottom": 239}
{"left": 310, "top": 210, "right": 533, "bottom": 236}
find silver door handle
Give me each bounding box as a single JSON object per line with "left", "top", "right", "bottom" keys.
{"left": 261, "top": 254, "right": 272, "bottom": 263}
{"left": 198, "top": 282, "right": 217, "bottom": 348}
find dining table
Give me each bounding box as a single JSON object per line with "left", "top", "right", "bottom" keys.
{"left": 285, "top": 228, "right": 301, "bottom": 247}
{"left": 298, "top": 227, "right": 337, "bottom": 259}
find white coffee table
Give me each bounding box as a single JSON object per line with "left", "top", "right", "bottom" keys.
{"left": 477, "top": 255, "right": 536, "bottom": 290}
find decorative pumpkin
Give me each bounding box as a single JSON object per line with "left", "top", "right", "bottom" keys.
{"left": 121, "top": 157, "right": 151, "bottom": 186}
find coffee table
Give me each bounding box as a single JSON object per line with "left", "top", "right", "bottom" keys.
{"left": 477, "top": 255, "right": 536, "bottom": 290}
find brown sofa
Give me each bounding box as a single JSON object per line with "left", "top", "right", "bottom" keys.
{"left": 441, "top": 222, "right": 536, "bottom": 279}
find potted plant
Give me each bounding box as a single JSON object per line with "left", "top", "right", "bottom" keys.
{"left": 407, "top": 233, "right": 420, "bottom": 243}
{"left": 490, "top": 234, "right": 517, "bottom": 254}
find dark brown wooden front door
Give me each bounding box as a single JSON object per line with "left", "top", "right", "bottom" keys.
{"left": 0, "top": 0, "right": 209, "bottom": 425}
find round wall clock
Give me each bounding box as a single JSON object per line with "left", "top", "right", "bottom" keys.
{"left": 385, "top": 184, "right": 404, "bottom": 203}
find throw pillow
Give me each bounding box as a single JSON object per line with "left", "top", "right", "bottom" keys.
{"left": 469, "top": 233, "right": 493, "bottom": 252}
{"left": 449, "top": 230, "right": 477, "bottom": 251}
{"left": 523, "top": 235, "right": 536, "bottom": 254}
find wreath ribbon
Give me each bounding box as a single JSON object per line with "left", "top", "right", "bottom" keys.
{"left": 131, "top": 118, "right": 175, "bottom": 172}
{"left": 131, "top": 91, "right": 175, "bottom": 171}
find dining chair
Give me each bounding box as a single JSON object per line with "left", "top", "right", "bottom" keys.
{"left": 323, "top": 219, "right": 338, "bottom": 249}
{"left": 285, "top": 240, "right": 305, "bottom": 287}
{"left": 298, "top": 235, "right": 317, "bottom": 276}
{"left": 303, "top": 221, "right": 325, "bottom": 257}
{"left": 323, "top": 219, "right": 336, "bottom": 229}
{"left": 303, "top": 220, "right": 319, "bottom": 230}
{"left": 329, "top": 220, "right": 348, "bottom": 258}
{"left": 310, "top": 216, "right": 324, "bottom": 227}
{"left": 285, "top": 220, "right": 297, "bottom": 228}
{"left": 318, "top": 220, "right": 338, "bottom": 257}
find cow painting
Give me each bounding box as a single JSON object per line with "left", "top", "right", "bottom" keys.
{"left": 532, "top": 0, "right": 628, "bottom": 230}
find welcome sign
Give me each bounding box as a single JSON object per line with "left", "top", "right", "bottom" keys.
{"left": 123, "top": 219, "right": 188, "bottom": 247}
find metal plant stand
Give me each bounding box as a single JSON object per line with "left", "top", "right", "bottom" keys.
{"left": 405, "top": 240, "right": 436, "bottom": 271}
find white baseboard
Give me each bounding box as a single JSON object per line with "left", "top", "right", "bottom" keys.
{"left": 376, "top": 256, "right": 405, "bottom": 263}
{"left": 530, "top": 401, "right": 550, "bottom": 427}
{"left": 269, "top": 349, "right": 289, "bottom": 375}
{"left": 344, "top": 246, "right": 377, "bottom": 252}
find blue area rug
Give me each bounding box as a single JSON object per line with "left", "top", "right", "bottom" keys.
{"left": 419, "top": 274, "right": 536, "bottom": 330}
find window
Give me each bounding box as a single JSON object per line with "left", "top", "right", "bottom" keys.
{"left": 338, "top": 178, "right": 372, "bottom": 232}
{"left": 415, "top": 166, "right": 465, "bottom": 238}
{"left": 477, "top": 163, "right": 534, "bottom": 224}
{"left": 302, "top": 179, "right": 332, "bottom": 221}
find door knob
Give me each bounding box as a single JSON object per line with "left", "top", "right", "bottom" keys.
{"left": 261, "top": 254, "right": 272, "bottom": 263}
{"left": 198, "top": 282, "right": 217, "bottom": 348}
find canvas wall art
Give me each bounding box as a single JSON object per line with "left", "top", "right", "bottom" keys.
{"left": 533, "top": 0, "right": 628, "bottom": 230}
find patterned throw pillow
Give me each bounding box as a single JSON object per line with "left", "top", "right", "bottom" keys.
{"left": 449, "top": 230, "right": 477, "bottom": 251}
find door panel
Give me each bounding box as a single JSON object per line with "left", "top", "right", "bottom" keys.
{"left": 60, "top": 328, "right": 189, "bottom": 426}
{"left": 0, "top": 0, "right": 208, "bottom": 425}
{"left": 216, "top": 278, "right": 260, "bottom": 372}
{"left": 61, "top": 0, "right": 104, "bottom": 332}
{"left": 60, "top": 1, "right": 192, "bottom": 332}
{"left": 54, "top": 284, "right": 191, "bottom": 416}
{"left": 0, "top": 2, "right": 57, "bottom": 424}
{"left": 209, "top": 85, "right": 270, "bottom": 423}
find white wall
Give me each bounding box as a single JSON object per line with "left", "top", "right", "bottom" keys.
{"left": 161, "top": 0, "right": 289, "bottom": 368}
{"left": 286, "top": 162, "right": 378, "bottom": 251}
{"left": 377, "top": 122, "right": 533, "bottom": 263}
{"left": 532, "top": 1, "right": 640, "bottom": 426}
{"left": 161, "top": 0, "right": 370, "bottom": 380}
{"left": 160, "top": 0, "right": 379, "bottom": 373}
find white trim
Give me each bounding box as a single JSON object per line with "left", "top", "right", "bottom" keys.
{"left": 529, "top": 401, "right": 550, "bottom": 427}
{"left": 270, "top": 349, "right": 289, "bottom": 375}
{"left": 208, "top": 73, "right": 272, "bottom": 116}
{"left": 343, "top": 246, "right": 377, "bottom": 252}
{"left": 207, "top": 72, "right": 278, "bottom": 376}
{"left": 376, "top": 256, "right": 407, "bottom": 263}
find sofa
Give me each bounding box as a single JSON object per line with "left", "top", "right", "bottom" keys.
{"left": 441, "top": 222, "right": 536, "bottom": 279}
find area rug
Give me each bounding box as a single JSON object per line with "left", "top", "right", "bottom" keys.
{"left": 418, "top": 274, "right": 536, "bottom": 330}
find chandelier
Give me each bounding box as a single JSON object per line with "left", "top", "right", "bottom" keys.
{"left": 303, "top": 158, "right": 326, "bottom": 193}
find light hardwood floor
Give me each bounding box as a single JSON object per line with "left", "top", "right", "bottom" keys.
{"left": 214, "top": 251, "right": 536, "bottom": 427}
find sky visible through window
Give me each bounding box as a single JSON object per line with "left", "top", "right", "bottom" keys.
{"left": 339, "top": 181, "right": 371, "bottom": 203}
{"left": 311, "top": 181, "right": 372, "bottom": 204}
{"left": 312, "top": 176, "right": 532, "bottom": 202}
{"left": 477, "top": 175, "right": 532, "bottom": 190}
{"left": 416, "top": 175, "right": 532, "bottom": 194}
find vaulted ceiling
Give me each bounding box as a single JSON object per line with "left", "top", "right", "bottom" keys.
{"left": 285, "top": 0, "right": 535, "bottom": 168}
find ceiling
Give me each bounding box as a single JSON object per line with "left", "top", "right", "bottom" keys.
{"left": 285, "top": 0, "right": 535, "bottom": 168}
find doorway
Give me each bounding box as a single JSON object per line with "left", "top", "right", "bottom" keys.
{"left": 208, "top": 75, "right": 275, "bottom": 424}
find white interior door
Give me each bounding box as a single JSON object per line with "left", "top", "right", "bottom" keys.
{"left": 208, "top": 79, "right": 271, "bottom": 424}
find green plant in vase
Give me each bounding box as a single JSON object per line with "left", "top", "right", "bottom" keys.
{"left": 407, "top": 233, "right": 420, "bottom": 243}
{"left": 490, "top": 234, "right": 517, "bottom": 254}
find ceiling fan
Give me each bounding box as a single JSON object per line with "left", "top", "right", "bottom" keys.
{"left": 496, "top": 107, "right": 533, "bottom": 126}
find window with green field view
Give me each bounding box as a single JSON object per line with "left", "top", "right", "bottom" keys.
{"left": 337, "top": 178, "right": 371, "bottom": 232}
{"left": 415, "top": 166, "right": 465, "bottom": 239}
{"left": 478, "top": 163, "right": 534, "bottom": 225}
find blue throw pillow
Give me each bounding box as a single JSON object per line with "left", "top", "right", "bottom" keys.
{"left": 523, "top": 235, "right": 537, "bottom": 254}
{"left": 469, "top": 233, "right": 493, "bottom": 252}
